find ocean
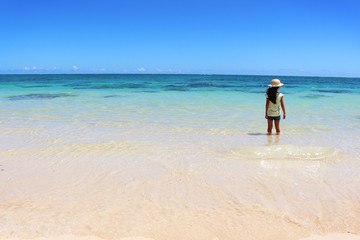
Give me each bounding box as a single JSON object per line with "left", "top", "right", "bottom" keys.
{"left": 0, "top": 74, "right": 360, "bottom": 240}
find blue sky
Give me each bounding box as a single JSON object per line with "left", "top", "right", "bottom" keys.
{"left": 1, "top": 0, "right": 359, "bottom": 77}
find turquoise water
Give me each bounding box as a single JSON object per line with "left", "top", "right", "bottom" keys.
{"left": 1, "top": 74, "right": 360, "bottom": 240}
{"left": 0, "top": 74, "right": 359, "bottom": 153}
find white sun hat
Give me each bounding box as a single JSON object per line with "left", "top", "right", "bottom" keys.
{"left": 268, "top": 79, "right": 284, "bottom": 87}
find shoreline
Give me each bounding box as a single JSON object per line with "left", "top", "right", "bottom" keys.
{"left": 1, "top": 75, "right": 360, "bottom": 240}
{"left": 1, "top": 140, "right": 360, "bottom": 240}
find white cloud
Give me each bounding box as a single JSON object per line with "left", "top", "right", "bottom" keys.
{"left": 73, "top": 65, "right": 78, "bottom": 70}
{"left": 91, "top": 68, "right": 106, "bottom": 72}
{"left": 155, "top": 68, "right": 181, "bottom": 73}
{"left": 299, "top": 69, "right": 305, "bottom": 72}
{"left": 24, "top": 66, "right": 51, "bottom": 71}
{"left": 137, "top": 67, "right": 146, "bottom": 72}
{"left": 53, "top": 67, "right": 57, "bottom": 70}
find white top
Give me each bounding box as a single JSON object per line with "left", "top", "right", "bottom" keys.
{"left": 265, "top": 93, "right": 284, "bottom": 117}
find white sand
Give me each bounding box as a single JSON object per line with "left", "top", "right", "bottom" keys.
{"left": 1, "top": 140, "right": 360, "bottom": 240}
{"left": 301, "top": 233, "right": 360, "bottom": 240}
{"left": 2, "top": 233, "right": 360, "bottom": 240}
{"left": 0, "top": 235, "right": 154, "bottom": 240}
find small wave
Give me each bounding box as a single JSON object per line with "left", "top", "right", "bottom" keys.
{"left": 229, "top": 144, "right": 339, "bottom": 161}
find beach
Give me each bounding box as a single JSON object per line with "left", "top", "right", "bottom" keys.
{"left": 2, "top": 233, "right": 360, "bottom": 240}
{"left": 1, "top": 74, "right": 360, "bottom": 240}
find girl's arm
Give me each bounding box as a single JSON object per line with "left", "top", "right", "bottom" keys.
{"left": 280, "top": 97, "right": 286, "bottom": 119}
{"left": 265, "top": 98, "right": 269, "bottom": 119}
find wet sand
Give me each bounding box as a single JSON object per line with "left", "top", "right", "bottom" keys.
{"left": 1, "top": 138, "right": 360, "bottom": 240}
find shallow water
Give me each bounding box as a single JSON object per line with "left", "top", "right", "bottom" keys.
{"left": 0, "top": 74, "right": 360, "bottom": 240}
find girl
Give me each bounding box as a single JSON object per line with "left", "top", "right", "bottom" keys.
{"left": 265, "top": 79, "right": 286, "bottom": 135}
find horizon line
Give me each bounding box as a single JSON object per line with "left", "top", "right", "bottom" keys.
{"left": 0, "top": 72, "right": 359, "bottom": 79}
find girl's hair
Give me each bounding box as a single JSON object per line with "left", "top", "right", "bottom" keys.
{"left": 266, "top": 87, "right": 279, "bottom": 104}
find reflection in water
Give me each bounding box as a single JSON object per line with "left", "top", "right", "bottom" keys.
{"left": 267, "top": 134, "right": 280, "bottom": 145}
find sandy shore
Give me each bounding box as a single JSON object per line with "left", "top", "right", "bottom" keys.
{"left": 301, "top": 233, "right": 360, "bottom": 240}
{"left": 1, "top": 233, "right": 360, "bottom": 240}
{"left": 1, "top": 137, "right": 360, "bottom": 240}
{"left": 0, "top": 236, "right": 151, "bottom": 240}
{"left": 0, "top": 236, "right": 156, "bottom": 240}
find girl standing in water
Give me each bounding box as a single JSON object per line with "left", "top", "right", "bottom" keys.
{"left": 265, "top": 79, "right": 286, "bottom": 135}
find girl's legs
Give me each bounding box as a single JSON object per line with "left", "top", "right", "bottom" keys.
{"left": 267, "top": 119, "right": 273, "bottom": 135}
{"left": 274, "top": 120, "right": 280, "bottom": 135}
